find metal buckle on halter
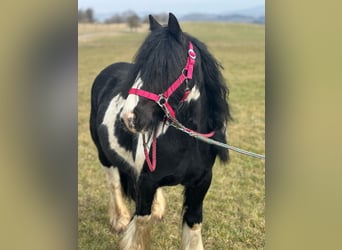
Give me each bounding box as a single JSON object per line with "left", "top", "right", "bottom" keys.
{"left": 157, "top": 94, "right": 173, "bottom": 118}
{"left": 156, "top": 94, "right": 168, "bottom": 108}
{"left": 188, "top": 49, "right": 196, "bottom": 59}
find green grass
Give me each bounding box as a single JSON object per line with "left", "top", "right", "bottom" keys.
{"left": 78, "top": 22, "right": 265, "bottom": 249}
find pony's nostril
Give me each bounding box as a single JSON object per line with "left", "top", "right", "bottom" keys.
{"left": 122, "top": 112, "right": 136, "bottom": 132}
{"left": 127, "top": 117, "right": 135, "bottom": 129}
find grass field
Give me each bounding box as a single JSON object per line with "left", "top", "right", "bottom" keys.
{"left": 78, "top": 22, "right": 265, "bottom": 249}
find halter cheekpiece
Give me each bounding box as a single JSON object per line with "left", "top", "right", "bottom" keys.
{"left": 128, "top": 42, "right": 216, "bottom": 172}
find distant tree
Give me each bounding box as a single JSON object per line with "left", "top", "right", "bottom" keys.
{"left": 127, "top": 13, "right": 140, "bottom": 31}
{"left": 85, "top": 8, "right": 95, "bottom": 23}
{"left": 142, "top": 12, "right": 168, "bottom": 24}
{"left": 121, "top": 10, "right": 137, "bottom": 21}
{"left": 78, "top": 8, "right": 95, "bottom": 23}
{"left": 102, "top": 10, "right": 141, "bottom": 29}
{"left": 105, "top": 14, "right": 124, "bottom": 24}
{"left": 142, "top": 15, "right": 149, "bottom": 24}
{"left": 78, "top": 9, "right": 85, "bottom": 22}
{"left": 155, "top": 13, "right": 168, "bottom": 24}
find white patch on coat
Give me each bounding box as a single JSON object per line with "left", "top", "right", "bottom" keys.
{"left": 121, "top": 76, "right": 143, "bottom": 117}
{"left": 159, "top": 122, "right": 169, "bottom": 135}
{"left": 102, "top": 94, "right": 136, "bottom": 167}
{"left": 102, "top": 93, "right": 170, "bottom": 176}
{"left": 181, "top": 223, "right": 204, "bottom": 250}
{"left": 134, "top": 134, "right": 147, "bottom": 174}
{"left": 134, "top": 122, "right": 169, "bottom": 174}
{"left": 186, "top": 85, "right": 201, "bottom": 103}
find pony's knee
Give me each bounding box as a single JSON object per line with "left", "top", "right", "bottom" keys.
{"left": 181, "top": 223, "right": 204, "bottom": 250}
{"left": 103, "top": 166, "right": 121, "bottom": 189}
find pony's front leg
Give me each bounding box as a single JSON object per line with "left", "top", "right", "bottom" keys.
{"left": 181, "top": 172, "right": 212, "bottom": 250}
{"left": 151, "top": 187, "right": 166, "bottom": 221}
{"left": 120, "top": 173, "right": 156, "bottom": 250}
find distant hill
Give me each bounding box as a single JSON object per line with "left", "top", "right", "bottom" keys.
{"left": 224, "top": 5, "right": 264, "bottom": 17}
{"left": 180, "top": 14, "right": 264, "bottom": 24}
{"left": 94, "top": 5, "right": 265, "bottom": 24}
{"left": 180, "top": 5, "right": 265, "bottom": 24}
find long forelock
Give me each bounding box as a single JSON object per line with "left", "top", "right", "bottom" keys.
{"left": 132, "top": 29, "right": 188, "bottom": 95}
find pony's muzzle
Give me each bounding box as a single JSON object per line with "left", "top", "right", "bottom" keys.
{"left": 121, "top": 112, "right": 137, "bottom": 133}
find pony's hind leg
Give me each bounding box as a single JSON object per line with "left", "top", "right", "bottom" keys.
{"left": 103, "top": 166, "right": 131, "bottom": 233}
{"left": 181, "top": 173, "right": 212, "bottom": 250}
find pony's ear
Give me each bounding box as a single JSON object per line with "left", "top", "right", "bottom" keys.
{"left": 149, "top": 15, "right": 162, "bottom": 31}
{"left": 168, "top": 13, "right": 182, "bottom": 40}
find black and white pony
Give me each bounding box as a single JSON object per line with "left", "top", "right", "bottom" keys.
{"left": 90, "top": 13, "right": 231, "bottom": 249}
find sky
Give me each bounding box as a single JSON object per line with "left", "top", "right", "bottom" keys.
{"left": 78, "top": 0, "right": 265, "bottom": 16}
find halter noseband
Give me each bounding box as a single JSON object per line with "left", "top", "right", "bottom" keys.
{"left": 128, "top": 42, "right": 196, "bottom": 119}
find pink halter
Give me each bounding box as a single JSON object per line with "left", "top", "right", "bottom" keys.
{"left": 128, "top": 42, "right": 196, "bottom": 119}
{"left": 128, "top": 42, "right": 215, "bottom": 172}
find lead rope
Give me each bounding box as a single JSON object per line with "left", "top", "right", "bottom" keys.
{"left": 177, "top": 126, "right": 265, "bottom": 159}
{"left": 142, "top": 115, "right": 264, "bottom": 173}
{"left": 166, "top": 113, "right": 265, "bottom": 160}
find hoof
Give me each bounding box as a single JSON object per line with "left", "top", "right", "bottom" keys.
{"left": 120, "top": 215, "right": 152, "bottom": 250}
{"left": 110, "top": 215, "right": 131, "bottom": 233}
